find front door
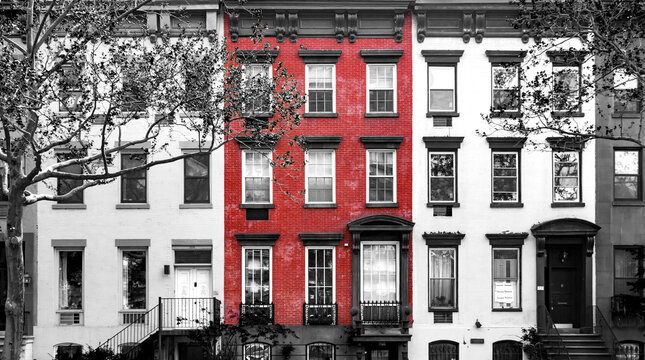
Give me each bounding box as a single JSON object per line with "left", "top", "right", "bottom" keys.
{"left": 547, "top": 245, "right": 581, "bottom": 327}
{"left": 173, "top": 267, "right": 212, "bottom": 328}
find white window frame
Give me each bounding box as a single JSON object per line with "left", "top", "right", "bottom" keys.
{"left": 57, "top": 248, "right": 85, "bottom": 325}
{"left": 305, "top": 64, "right": 336, "bottom": 113}
{"left": 491, "top": 64, "right": 520, "bottom": 112}
{"left": 428, "top": 151, "right": 457, "bottom": 203}
{"left": 428, "top": 65, "right": 456, "bottom": 113}
{"left": 365, "top": 149, "right": 397, "bottom": 204}
{"left": 491, "top": 151, "right": 519, "bottom": 203}
{"left": 304, "top": 246, "right": 336, "bottom": 304}
{"left": 305, "top": 150, "right": 336, "bottom": 204}
{"left": 241, "top": 150, "right": 273, "bottom": 204}
{"left": 552, "top": 64, "right": 581, "bottom": 112}
{"left": 119, "top": 248, "right": 148, "bottom": 311}
{"left": 243, "top": 63, "right": 273, "bottom": 114}
{"left": 360, "top": 241, "right": 400, "bottom": 302}
{"left": 366, "top": 64, "right": 397, "bottom": 113}
{"left": 492, "top": 247, "right": 521, "bottom": 310}
{"left": 241, "top": 246, "right": 273, "bottom": 304}
{"left": 428, "top": 247, "right": 457, "bottom": 310}
{"left": 552, "top": 150, "right": 581, "bottom": 203}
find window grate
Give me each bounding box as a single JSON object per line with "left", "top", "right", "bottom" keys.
{"left": 433, "top": 206, "right": 452, "bottom": 217}
{"left": 434, "top": 312, "right": 453, "bottom": 324}
{"left": 122, "top": 312, "right": 146, "bottom": 324}
{"left": 59, "top": 312, "right": 82, "bottom": 325}
{"left": 433, "top": 116, "right": 452, "bottom": 127}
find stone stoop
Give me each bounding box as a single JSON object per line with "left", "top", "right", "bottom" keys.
{"left": 542, "top": 333, "right": 612, "bottom": 360}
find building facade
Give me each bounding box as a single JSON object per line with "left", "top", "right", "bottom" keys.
{"left": 410, "top": 1, "right": 597, "bottom": 358}
{"left": 223, "top": 1, "right": 415, "bottom": 359}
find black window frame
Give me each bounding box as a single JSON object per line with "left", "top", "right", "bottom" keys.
{"left": 492, "top": 340, "right": 523, "bottom": 360}
{"left": 613, "top": 148, "right": 642, "bottom": 201}
{"left": 183, "top": 153, "right": 210, "bottom": 204}
{"left": 614, "top": 246, "right": 643, "bottom": 297}
{"left": 428, "top": 246, "right": 458, "bottom": 311}
{"left": 306, "top": 342, "right": 335, "bottom": 360}
{"left": 429, "top": 341, "right": 459, "bottom": 360}
{"left": 56, "top": 153, "right": 84, "bottom": 204}
{"left": 120, "top": 152, "right": 147, "bottom": 204}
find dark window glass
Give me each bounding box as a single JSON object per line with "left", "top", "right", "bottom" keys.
{"left": 122, "top": 250, "right": 146, "bottom": 309}
{"left": 174, "top": 250, "right": 212, "bottom": 264}
{"left": 618, "top": 341, "right": 643, "bottom": 360}
{"left": 429, "top": 341, "right": 458, "bottom": 360}
{"left": 493, "top": 341, "right": 522, "bottom": 360}
{"left": 614, "top": 70, "right": 642, "bottom": 113}
{"left": 184, "top": 154, "right": 210, "bottom": 203}
{"left": 492, "top": 152, "right": 518, "bottom": 202}
{"left": 308, "top": 249, "right": 333, "bottom": 304}
{"left": 57, "top": 154, "right": 84, "bottom": 204}
{"left": 59, "top": 251, "right": 83, "bottom": 310}
{"left": 56, "top": 344, "right": 83, "bottom": 360}
{"left": 429, "top": 153, "right": 455, "bottom": 202}
{"left": 59, "top": 64, "right": 83, "bottom": 112}
{"left": 244, "top": 343, "right": 270, "bottom": 360}
{"left": 492, "top": 65, "right": 519, "bottom": 112}
{"left": 121, "top": 153, "right": 147, "bottom": 203}
{"left": 245, "top": 249, "right": 270, "bottom": 304}
{"left": 307, "top": 343, "right": 334, "bottom": 360}
{"left": 614, "top": 248, "right": 641, "bottom": 296}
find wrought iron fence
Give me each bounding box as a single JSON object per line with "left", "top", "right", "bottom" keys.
{"left": 303, "top": 303, "right": 337, "bottom": 325}
{"left": 537, "top": 305, "right": 570, "bottom": 360}
{"left": 360, "top": 301, "right": 400, "bottom": 326}
{"left": 240, "top": 303, "right": 274, "bottom": 325}
{"left": 592, "top": 305, "right": 627, "bottom": 360}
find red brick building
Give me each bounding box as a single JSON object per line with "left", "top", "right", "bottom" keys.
{"left": 223, "top": 1, "right": 414, "bottom": 359}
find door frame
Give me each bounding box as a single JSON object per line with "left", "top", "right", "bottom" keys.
{"left": 545, "top": 244, "right": 583, "bottom": 327}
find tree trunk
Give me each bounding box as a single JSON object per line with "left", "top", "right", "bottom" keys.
{"left": 3, "top": 188, "right": 25, "bottom": 360}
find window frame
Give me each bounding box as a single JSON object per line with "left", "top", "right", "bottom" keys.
{"left": 492, "top": 341, "right": 523, "bottom": 360}
{"left": 58, "top": 64, "right": 84, "bottom": 114}
{"left": 491, "top": 247, "right": 521, "bottom": 310}
{"left": 304, "top": 246, "right": 336, "bottom": 305}
{"left": 183, "top": 153, "right": 211, "bottom": 204}
{"left": 241, "top": 246, "right": 273, "bottom": 305}
{"left": 429, "top": 341, "right": 459, "bottom": 360}
{"left": 552, "top": 64, "right": 582, "bottom": 112}
{"left": 243, "top": 63, "right": 273, "bottom": 116}
{"left": 490, "top": 63, "right": 520, "bottom": 113}
{"left": 360, "top": 241, "right": 400, "bottom": 302}
{"left": 305, "top": 64, "right": 336, "bottom": 114}
{"left": 56, "top": 153, "right": 84, "bottom": 204}
{"left": 120, "top": 248, "right": 147, "bottom": 311}
{"left": 365, "top": 149, "right": 397, "bottom": 204}
{"left": 614, "top": 246, "right": 643, "bottom": 297}
{"left": 491, "top": 151, "right": 520, "bottom": 204}
{"left": 613, "top": 69, "right": 643, "bottom": 114}
{"left": 552, "top": 150, "right": 582, "bottom": 203}
{"left": 58, "top": 249, "right": 84, "bottom": 314}
{"left": 306, "top": 342, "right": 335, "bottom": 360}
{"left": 120, "top": 152, "right": 148, "bottom": 204}
{"left": 55, "top": 343, "right": 83, "bottom": 360}
{"left": 366, "top": 63, "right": 397, "bottom": 114}
{"left": 305, "top": 149, "right": 336, "bottom": 205}
{"left": 428, "top": 65, "right": 457, "bottom": 113}
{"left": 613, "top": 149, "right": 641, "bottom": 201}
{"left": 241, "top": 150, "right": 273, "bottom": 205}
{"left": 428, "top": 247, "right": 458, "bottom": 311}
{"left": 243, "top": 342, "right": 271, "bottom": 360}
{"left": 428, "top": 151, "right": 457, "bottom": 204}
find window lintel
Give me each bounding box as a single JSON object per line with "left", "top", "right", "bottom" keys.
{"left": 423, "top": 232, "right": 464, "bottom": 246}
{"left": 487, "top": 137, "right": 526, "bottom": 150}
{"left": 299, "top": 233, "right": 343, "bottom": 246}
{"left": 235, "top": 233, "right": 280, "bottom": 246}
{"left": 237, "top": 136, "right": 277, "bottom": 150}
{"left": 547, "top": 50, "right": 587, "bottom": 66}
{"left": 360, "top": 136, "right": 403, "bottom": 149}
{"left": 360, "top": 49, "right": 404, "bottom": 63}
{"left": 52, "top": 239, "right": 86, "bottom": 248}
{"left": 299, "top": 49, "right": 342, "bottom": 64}
{"left": 421, "top": 50, "right": 464, "bottom": 64}
{"left": 303, "top": 136, "right": 342, "bottom": 150}
{"left": 236, "top": 49, "right": 279, "bottom": 64}
{"left": 486, "top": 50, "right": 526, "bottom": 64}
{"left": 115, "top": 239, "right": 151, "bottom": 248}
{"left": 486, "top": 233, "right": 527, "bottom": 247}
{"left": 423, "top": 136, "right": 464, "bottom": 150}
{"left": 546, "top": 137, "right": 585, "bottom": 151}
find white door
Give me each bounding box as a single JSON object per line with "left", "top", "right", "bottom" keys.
{"left": 172, "top": 267, "right": 212, "bottom": 328}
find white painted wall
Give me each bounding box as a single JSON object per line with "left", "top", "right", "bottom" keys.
{"left": 410, "top": 19, "right": 596, "bottom": 360}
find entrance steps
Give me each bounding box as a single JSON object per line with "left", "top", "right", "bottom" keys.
{"left": 541, "top": 333, "right": 612, "bottom": 360}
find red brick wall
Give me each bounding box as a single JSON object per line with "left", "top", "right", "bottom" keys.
{"left": 224, "top": 14, "right": 413, "bottom": 326}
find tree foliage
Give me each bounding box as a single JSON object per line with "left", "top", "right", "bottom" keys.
{"left": 483, "top": 0, "right": 644, "bottom": 146}
{"left": 0, "top": 1, "right": 305, "bottom": 359}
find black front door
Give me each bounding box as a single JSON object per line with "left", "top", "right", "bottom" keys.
{"left": 547, "top": 245, "right": 581, "bottom": 326}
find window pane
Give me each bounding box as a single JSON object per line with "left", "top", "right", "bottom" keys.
{"left": 308, "top": 249, "right": 333, "bottom": 304}
{"left": 184, "top": 154, "right": 210, "bottom": 203}
{"left": 245, "top": 249, "right": 270, "bottom": 304}
{"left": 307, "top": 151, "right": 334, "bottom": 203}
{"left": 553, "top": 66, "right": 579, "bottom": 110}
{"left": 175, "top": 250, "right": 212, "bottom": 264}
{"left": 244, "top": 343, "right": 270, "bottom": 360}
{"left": 492, "top": 152, "right": 518, "bottom": 202}
{"left": 59, "top": 251, "right": 83, "bottom": 310}
{"left": 244, "top": 152, "right": 271, "bottom": 203}
{"left": 493, "top": 249, "right": 519, "bottom": 309}
{"left": 616, "top": 151, "right": 639, "bottom": 174}
{"left": 368, "top": 151, "right": 395, "bottom": 202}
{"left": 121, "top": 153, "right": 147, "bottom": 203}
{"left": 429, "top": 342, "right": 458, "bottom": 360}
{"left": 308, "top": 343, "right": 334, "bottom": 360}
{"left": 57, "top": 161, "right": 84, "bottom": 204}
{"left": 430, "top": 90, "right": 455, "bottom": 111}
{"left": 56, "top": 345, "right": 83, "bottom": 360}
{"left": 362, "top": 244, "right": 397, "bottom": 301}
{"left": 553, "top": 151, "right": 580, "bottom": 201}
{"left": 429, "top": 249, "right": 456, "bottom": 309}
{"left": 122, "top": 251, "right": 146, "bottom": 309}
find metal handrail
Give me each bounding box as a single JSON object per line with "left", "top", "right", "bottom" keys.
{"left": 593, "top": 305, "right": 626, "bottom": 360}
{"left": 97, "top": 304, "right": 159, "bottom": 359}
{"left": 539, "top": 305, "right": 571, "bottom": 360}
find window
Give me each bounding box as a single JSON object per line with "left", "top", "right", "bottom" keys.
{"left": 59, "top": 251, "right": 83, "bottom": 310}
{"left": 121, "top": 153, "right": 147, "bottom": 203}
{"left": 184, "top": 58, "right": 212, "bottom": 112}
{"left": 492, "top": 248, "right": 520, "bottom": 309}
{"left": 367, "top": 150, "right": 396, "bottom": 203}
{"left": 244, "top": 248, "right": 271, "bottom": 304}
{"left": 492, "top": 152, "right": 519, "bottom": 203}
{"left": 244, "top": 343, "right": 270, "bottom": 360}
{"left": 307, "top": 343, "right": 334, "bottom": 360}
{"left": 429, "top": 248, "right": 456, "bottom": 310}
{"left": 367, "top": 64, "right": 396, "bottom": 113}
{"left": 614, "top": 70, "right": 642, "bottom": 113}
{"left": 491, "top": 64, "right": 520, "bottom": 112}
{"left": 493, "top": 341, "right": 522, "bottom": 360}
{"left": 428, "top": 66, "right": 456, "bottom": 112}
{"left": 552, "top": 65, "right": 580, "bottom": 112}
{"left": 618, "top": 342, "right": 643, "bottom": 360}
{"left": 429, "top": 152, "right": 455, "bottom": 203}
{"left": 55, "top": 344, "right": 83, "bottom": 360}
{"left": 429, "top": 341, "right": 458, "bottom": 360}
{"left": 553, "top": 151, "right": 580, "bottom": 202}
{"left": 614, "top": 247, "right": 642, "bottom": 296}
{"left": 361, "top": 243, "right": 398, "bottom": 302}
{"left": 306, "top": 150, "right": 334, "bottom": 204}
{"left": 614, "top": 150, "right": 640, "bottom": 200}
{"left": 59, "top": 64, "right": 83, "bottom": 112}
{"left": 184, "top": 154, "right": 210, "bottom": 203}
{"left": 122, "top": 250, "right": 146, "bottom": 310}
{"left": 121, "top": 68, "right": 146, "bottom": 113}
{"left": 307, "top": 248, "right": 334, "bottom": 304}
{"left": 57, "top": 155, "right": 84, "bottom": 204}
{"left": 244, "top": 64, "right": 271, "bottom": 114}
{"left": 306, "top": 65, "right": 335, "bottom": 113}
{"left": 243, "top": 151, "right": 272, "bottom": 204}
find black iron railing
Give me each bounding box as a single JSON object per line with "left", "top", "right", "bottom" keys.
{"left": 592, "top": 305, "right": 626, "bottom": 360}
{"left": 240, "top": 303, "right": 274, "bottom": 325}
{"left": 360, "top": 301, "right": 400, "bottom": 326}
{"left": 98, "top": 304, "right": 159, "bottom": 359}
{"left": 160, "top": 297, "right": 220, "bottom": 329}
{"left": 537, "top": 305, "right": 570, "bottom": 360}
{"left": 303, "top": 303, "right": 337, "bottom": 325}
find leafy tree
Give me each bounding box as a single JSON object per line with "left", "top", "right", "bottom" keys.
{"left": 483, "top": 0, "right": 643, "bottom": 146}
{"left": 0, "top": 1, "right": 305, "bottom": 359}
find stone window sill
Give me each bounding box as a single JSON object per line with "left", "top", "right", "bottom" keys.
{"left": 490, "top": 202, "right": 524, "bottom": 208}
{"left": 365, "top": 202, "right": 399, "bottom": 208}
{"left": 490, "top": 111, "right": 521, "bottom": 118}
{"left": 52, "top": 204, "right": 87, "bottom": 210}
{"left": 364, "top": 112, "right": 400, "bottom": 118}
{"left": 304, "top": 203, "right": 337, "bottom": 208}
{"left": 427, "top": 111, "right": 459, "bottom": 118}
{"left": 552, "top": 111, "right": 584, "bottom": 118}
{"left": 116, "top": 203, "right": 150, "bottom": 209}
{"left": 179, "top": 203, "right": 213, "bottom": 209}
{"left": 551, "top": 202, "right": 585, "bottom": 208}
{"left": 426, "top": 202, "right": 460, "bottom": 208}
{"left": 492, "top": 308, "right": 522, "bottom": 312}
{"left": 612, "top": 200, "right": 644, "bottom": 207}
{"left": 240, "top": 203, "right": 275, "bottom": 209}
{"left": 304, "top": 112, "right": 338, "bottom": 118}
